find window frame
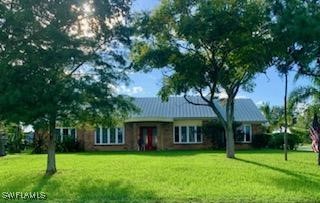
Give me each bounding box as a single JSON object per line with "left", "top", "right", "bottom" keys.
{"left": 95, "top": 127, "right": 125, "bottom": 145}
{"left": 236, "top": 124, "right": 252, "bottom": 143}
{"left": 55, "top": 127, "right": 77, "bottom": 142}
{"left": 173, "top": 125, "right": 203, "bottom": 144}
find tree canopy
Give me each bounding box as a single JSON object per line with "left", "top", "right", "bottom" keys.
{"left": 132, "top": 0, "right": 273, "bottom": 158}
{"left": 268, "top": 0, "right": 320, "bottom": 77}
{"left": 0, "top": 0, "right": 136, "bottom": 174}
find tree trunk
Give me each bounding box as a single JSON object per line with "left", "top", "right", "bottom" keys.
{"left": 284, "top": 72, "right": 288, "bottom": 161}
{"left": 46, "top": 116, "right": 57, "bottom": 175}
{"left": 225, "top": 98, "right": 235, "bottom": 158}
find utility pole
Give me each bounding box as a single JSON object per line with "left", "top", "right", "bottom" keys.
{"left": 284, "top": 71, "right": 288, "bottom": 161}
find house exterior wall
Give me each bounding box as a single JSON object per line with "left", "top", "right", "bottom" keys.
{"left": 77, "top": 126, "right": 133, "bottom": 151}
{"left": 167, "top": 120, "right": 212, "bottom": 150}
{"left": 35, "top": 122, "right": 265, "bottom": 151}
{"left": 78, "top": 120, "right": 215, "bottom": 151}
{"left": 235, "top": 123, "right": 264, "bottom": 149}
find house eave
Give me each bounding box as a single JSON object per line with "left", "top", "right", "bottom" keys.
{"left": 125, "top": 117, "right": 174, "bottom": 123}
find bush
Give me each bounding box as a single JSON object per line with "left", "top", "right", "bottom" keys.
{"left": 55, "top": 137, "right": 84, "bottom": 153}
{"left": 7, "top": 132, "right": 24, "bottom": 153}
{"left": 32, "top": 137, "right": 47, "bottom": 154}
{"left": 32, "top": 136, "right": 84, "bottom": 154}
{"left": 252, "top": 133, "right": 271, "bottom": 148}
{"left": 203, "top": 121, "right": 225, "bottom": 149}
{"left": 290, "top": 127, "right": 309, "bottom": 143}
{"left": 268, "top": 133, "right": 302, "bottom": 150}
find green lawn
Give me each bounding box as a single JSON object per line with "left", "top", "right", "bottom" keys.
{"left": 0, "top": 150, "right": 319, "bottom": 202}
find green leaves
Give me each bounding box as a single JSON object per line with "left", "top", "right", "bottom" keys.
{"left": 269, "top": 0, "right": 320, "bottom": 77}
{"left": 0, "top": 0, "right": 136, "bottom": 127}
{"left": 132, "top": 0, "right": 272, "bottom": 101}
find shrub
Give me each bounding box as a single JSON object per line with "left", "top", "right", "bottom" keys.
{"left": 33, "top": 136, "right": 84, "bottom": 154}
{"left": 252, "top": 133, "right": 271, "bottom": 148}
{"left": 290, "top": 127, "right": 309, "bottom": 143}
{"left": 56, "top": 137, "right": 84, "bottom": 153}
{"left": 203, "top": 121, "right": 225, "bottom": 149}
{"left": 268, "top": 133, "right": 302, "bottom": 150}
{"left": 7, "top": 132, "right": 24, "bottom": 153}
{"left": 32, "top": 137, "right": 47, "bottom": 154}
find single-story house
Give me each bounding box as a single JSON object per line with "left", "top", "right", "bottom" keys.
{"left": 53, "top": 97, "right": 266, "bottom": 151}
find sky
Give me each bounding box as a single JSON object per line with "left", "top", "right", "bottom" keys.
{"left": 115, "top": 0, "right": 311, "bottom": 107}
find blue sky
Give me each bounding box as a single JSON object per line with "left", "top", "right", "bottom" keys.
{"left": 123, "top": 0, "right": 311, "bottom": 106}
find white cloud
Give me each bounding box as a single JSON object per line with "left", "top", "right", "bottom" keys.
{"left": 255, "top": 100, "right": 265, "bottom": 107}
{"left": 110, "top": 85, "right": 144, "bottom": 96}
{"left": 217, "top": 90, "right": 228, "bottom": 99}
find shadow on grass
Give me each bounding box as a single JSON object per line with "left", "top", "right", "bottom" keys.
{"left": 72, "top": 179, "right": 160, "bottom": 202}
{"left": 31, "top": 175, "right": 53, "bottom": 193}
{"left": 73, "top": 150, "right": 221, "bottom": 157}
{"left": 1, "top": 174, "right": 55, "bottom": 194}
{"left": 73, "top": 149, "right": 291, "bottom": 157}
{"left": 235, "top": 157, "right": 320, "bottom": 194}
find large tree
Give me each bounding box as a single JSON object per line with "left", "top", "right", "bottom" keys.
{"left": 268, "top": 0, "right": 320, "bottom": 160}
{"left": 132, "top": 0, "right": 272, "bottom": 158}
{"left": 0, "top": 0, "right": 136, "bottom": 175}
{"left": 269, "top": 0, "right": 320, "bottom": 77}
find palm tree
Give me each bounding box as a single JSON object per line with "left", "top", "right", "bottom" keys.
{"left": 290, "top": 78, "right": 320, "bottom": 107}
{"left": 260, "top": 103, "right": 294, "bottom": 133}
{"left": 289, "top": 78, "right": 320, "bottom": 120}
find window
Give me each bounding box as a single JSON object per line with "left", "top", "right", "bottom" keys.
{"left": 174, "top": 127, "right": 179, "bottom": 142}
{"left": 102, "top": 128, "right": 108, "bottom": 143}
{"left": 110, "top": 128, "right": 116, "bottom": 144}
{"left": 95, "top": 127, "right": 125, "bottom": 145}
{"left": 173, "top": 126, "right": 202, "bottom": 144}
{"left": 197, "top": 127, "right": 202, "bottom": 143}
{"left": 96, "top": 127, "right": 100, "bottom": 143}
{"left": 117, "top": 128, "right": 123, "bottom": 144}
{"left": 235, "top": 124, "right": 252, "bottom": 143}
{"left": 189, "top": 126, "right": 196, "bottom": 142}
{"left": 181, "top": 126, "right": 187, "bottom": 142}
{"left": 55, "top": 127, "right": 77, "bottom": 142}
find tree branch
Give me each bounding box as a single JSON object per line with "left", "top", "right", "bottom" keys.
{"left": 195, "top": 88, "right": 227, "bottom": 127}
{"left": 183, "top": 94, "right": 209, "bottom": 107}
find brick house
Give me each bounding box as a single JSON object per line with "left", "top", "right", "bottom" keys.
{"left": 55, "top": 97, "right": 266, "bottom": 151}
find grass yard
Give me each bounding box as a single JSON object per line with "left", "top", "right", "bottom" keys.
{"left": 0, "top": 150, "right": 319, "bottom": 202}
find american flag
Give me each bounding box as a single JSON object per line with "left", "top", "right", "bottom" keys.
{"left": 310, "top": 114, "right": 320, "bottom": 153}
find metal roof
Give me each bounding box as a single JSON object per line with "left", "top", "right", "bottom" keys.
{"left": 128, "top": 97, "right": 267, "bottom": 123}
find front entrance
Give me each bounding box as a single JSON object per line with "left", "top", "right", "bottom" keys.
{"left": 140, "top": 127, "right": 157, "bottom": 150}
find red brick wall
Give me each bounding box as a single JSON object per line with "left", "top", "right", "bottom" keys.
{"left": 162, "top": 122, "right": 213, "bottom": 150}
{"left": 235, "top": 123, "right": 264, "bottom": 149}
{"left": 35, "top": 122, "right": 265, "bottom": 151}
{"left": 77, "top": 127, "right": 132, "bottom": 151}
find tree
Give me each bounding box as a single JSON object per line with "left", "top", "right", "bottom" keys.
{"left": 268, "top": 0, "right": 320, "bottom": 78}
{"left": 260, "top": 103, "right": 295, "bottom": 133}
{"left": 289, "top": 77, "right": 320, "bottom": 130}
{"left": 290, "top": 78, "right": 320, "bottom": 107}
{"left": 268, "top": 0, "right": 320, "bottom": 160}
{"left": 132, "top": 0, "right": 272, "bottom": 158}
{"left": 260, "top": 103, "right": 281, "bottom": 132}
{"left": 0, "top": 0, "right": 136, "bottom": 175}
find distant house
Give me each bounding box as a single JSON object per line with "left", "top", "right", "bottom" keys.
{"left": 52, "top": 97, "right": 266, "bottom": 151}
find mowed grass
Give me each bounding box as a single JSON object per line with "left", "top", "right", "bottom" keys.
{"left": 0, "top": 150, "right": 319, "bottom": 202}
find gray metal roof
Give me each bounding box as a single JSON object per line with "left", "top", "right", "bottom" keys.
{"left": 129, "top": 97, "right": 266, "bottom": 123}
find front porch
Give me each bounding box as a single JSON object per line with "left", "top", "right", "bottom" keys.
{"left": 125, "top": 121, "right": 173, "bottom": 151}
